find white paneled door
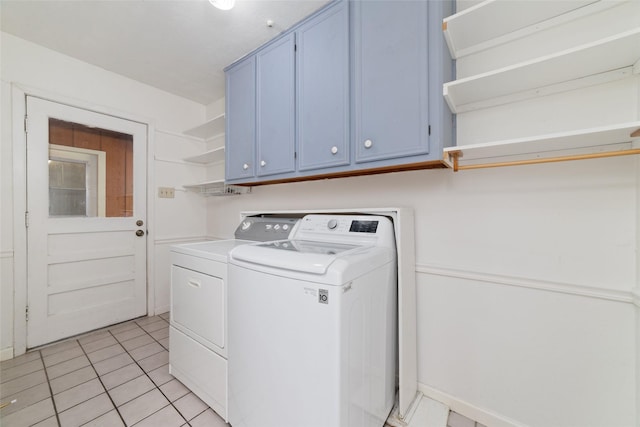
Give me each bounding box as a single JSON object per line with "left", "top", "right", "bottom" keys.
{"left": 26, "top": 96, "right": 148, "bottom": 348}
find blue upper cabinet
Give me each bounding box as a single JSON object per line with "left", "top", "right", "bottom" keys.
{"left": 352, "top": 0, "right": 430, "bottom": 164}
{"left": 225, "top": 56, "right": 256, "bottom": 182}
{"left": 297, "top": 1, "right": 350, "bottom": 172}
{"left": 224, "top": 0, "right": 453, "bottom": 184}
{"left": 256, "top": 33, "right": 296, "bottom": 177}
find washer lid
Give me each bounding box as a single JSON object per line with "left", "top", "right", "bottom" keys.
{"left": 229, "top": 239, "right": 368, "bottom": 274}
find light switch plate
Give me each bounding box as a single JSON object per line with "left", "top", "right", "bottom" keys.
{"left": 158, "top": 187, "right": 175, "bottom": 198}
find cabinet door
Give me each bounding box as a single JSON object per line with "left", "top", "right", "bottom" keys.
{"left": 353, "top": 1, "right": 430, "bottom": 163}
{"left": 297, "top": 1, "right": 350, "bottom": 172}
{"left": 225, "top": 56, "right": 256, "bottom": 181}
{"left": 256, "top": 33, "right": 296, "bottom": 177}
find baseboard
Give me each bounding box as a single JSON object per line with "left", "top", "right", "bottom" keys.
{"left": 418, "top": 383, "right": 526, "bottom": 427}
{"left": 155, "top": 305, "right": 170, "bottom": 315}
{"left": 386, "top": 391, "right": 423, "bottom": 427}
{"left": 410, "top": 394, "right": 449, "bottom": 427}
{"left": 1, "top": 347, "right": 14, "bottom": 361}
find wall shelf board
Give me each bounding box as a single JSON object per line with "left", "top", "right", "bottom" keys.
{"left": 183, "top": 146, "right": 225, "bottom": 164}
{"left": 183, "top": 180, "right": 250, "bottom": 197}
{"left": 443, "top": 121, "right": 640, "bottom": 169}
{"left": 443, "top": 28, "right": 640, "bottom": 113}
{"left": 183, "top": 113, "right": 225, "bottom": 139}
{"left": 443, "top": 0, "right": 620, "bottom": 59}
{"left": 450, "top": 66, "right": 633, "bottom": 114}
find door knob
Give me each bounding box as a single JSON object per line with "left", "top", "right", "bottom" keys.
{"left": 243, "top": 163, "right": 249, "bottom": 170}
{"left": 330, "top": 146, "right": 338, "bottom": 155}
{"left": 364, "top": 139, "right": 373, "bottom": 149}
{"left": 260, "top": 160, "right": 266, "bottom": 167}
{"left": 136, "top": 220, "right": 144, "bottom": 226}
{"left": 136, "top": 230, "right": 144, "bottom": 237}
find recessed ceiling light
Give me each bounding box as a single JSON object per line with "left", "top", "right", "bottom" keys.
{"left": 209, "top": 0, "right": 235, "bottom": 11}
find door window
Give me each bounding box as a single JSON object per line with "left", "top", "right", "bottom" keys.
{"left": 49, "top": 118, "right": 134, "bottom": 217}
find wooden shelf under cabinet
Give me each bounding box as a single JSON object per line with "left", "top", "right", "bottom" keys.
{"left": 443, "top": 121, "right": 640, "bottom": 171}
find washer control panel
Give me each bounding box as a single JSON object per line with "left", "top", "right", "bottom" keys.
{"left": 299, "top": 216, "right": 380, "bottom": 234}
{"left": 234, "top": 217, "right": 299, "bottom": 242}
{"left": 293, "top": 214, "right": 395, "bottom": 249}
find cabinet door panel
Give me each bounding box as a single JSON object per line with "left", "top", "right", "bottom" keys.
{"left": 225, "top": 57, "right": 256, "bottom": 181}
{"left": 297, "top": 1, "right": 350, "bottom": 172}
{"left": 353, "top": 1, "right": 430, "bottom": 163}
{"left": 256, "top": 33, "right": 296, "bottom": 177}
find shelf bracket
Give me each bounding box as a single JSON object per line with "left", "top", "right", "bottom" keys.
{"left": 448, "top": 150, "right": 462, "bottom": 172}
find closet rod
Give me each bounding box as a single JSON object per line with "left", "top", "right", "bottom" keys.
{"left": 447, "top": 147, "right": 640, "bottom": 172}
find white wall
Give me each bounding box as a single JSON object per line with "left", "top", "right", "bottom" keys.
{"left": 153, "top": 130, "right": 209, "bottom": 313}
{"left": 636, "top": 155, "right": 640, "bottom": 426}
{"left": 1, "top": 2, "right": 637, "bottom": 425}
{"left": 205, "top": 158, "right": 637, "bottom": 426}
{"left": 204, "top": 2, "right": 640, "bottom": 425}
{"left": 0, "top": 32, "right": 208, "bottom": 358}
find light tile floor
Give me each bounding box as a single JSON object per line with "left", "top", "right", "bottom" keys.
{"left": 0, "top": 313, "right": 228, "bottom": 427}
{"left": 447, "top": 410, "right": 486, "bottom": 427}
{"left": 2, "top": 313, "right": 486, "bottom": 427}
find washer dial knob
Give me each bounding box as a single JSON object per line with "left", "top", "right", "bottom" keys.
{"left": 327, "top": 219, "right": 338, "bottom": 230}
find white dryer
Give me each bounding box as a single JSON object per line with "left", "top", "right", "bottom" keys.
{"left": 228, "top": 214, "right": 397, "bottom": 427}
{"left": 169, "top": 216, "right": 299, "bottom": 421}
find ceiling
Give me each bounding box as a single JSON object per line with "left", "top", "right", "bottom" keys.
{"left": 0, "top": 0, "right": 329, "bottom": 105}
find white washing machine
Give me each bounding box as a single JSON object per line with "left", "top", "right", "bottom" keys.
{"left": 228, "top": 214, "right": 397, "bottom": 427}
{"left": 169, "top": 216, "right": 299, "bottom": 421}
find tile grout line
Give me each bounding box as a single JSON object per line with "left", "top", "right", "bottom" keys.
{"left": 124, "top": 318, "right": 193, "bottom": 427}
{"left": 0, "top": 352, "right": 41, "bottom": 373}
{"left": 147, "top": 316, "right": 219, "bottom": 425}
{"left": 39, "top": 320, "right": 160, "bottom": 426}
{"left": 69, "top": 317, "right": 186, "bottom": 427}
{"left": 76, "top": 337, "right": 128, "bottom": 427}
{"left": 3, "top": 316, "right": 194, "bottom": 427}
{"left": 2, "top": 344, "right": 91, "bottom": 424}
{"left": 39, "top": 348, "right": 64, "bottom": 427}
{"left": 0, "top": 369, "right": 48, "bottom": 399}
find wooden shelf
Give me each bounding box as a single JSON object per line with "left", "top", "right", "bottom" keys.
{"left": 183, "top": 146, "right": 225, "bottom": 164}
{"left": 183, "top": 180, "right": 250, "bottom": 197}
{"left": 183, "top": 114, "right": 225, "bottom": 139}
{"left": 442, "top": 122, "right": 640, "bottom": 170}
{"left": 443, "top": 0, "right": 617, "bottom": 59}
{"left": 443, "top": 28, "right": 640, "bottom": 113}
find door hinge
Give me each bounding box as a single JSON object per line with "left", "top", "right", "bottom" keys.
{"left": 24, "top": 211, "right": 29, "bottom": 228}
{"left": 25, "top": 305, "right": 29, "bottom": 321}
{"left": 294, "top": 44, "right": 297, "bottom": 52}
{"left": 428, "top": 125, "right": 431, "bottom": 136}
{"left": 294, "top": 151, "right": 297, "bottom": 159}
{"left": 24, "top": 115, "right": 29, "bottom": 134}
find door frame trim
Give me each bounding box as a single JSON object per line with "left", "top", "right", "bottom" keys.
{"left": 11, "top": 83, "right": 157, "bottom": 356}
